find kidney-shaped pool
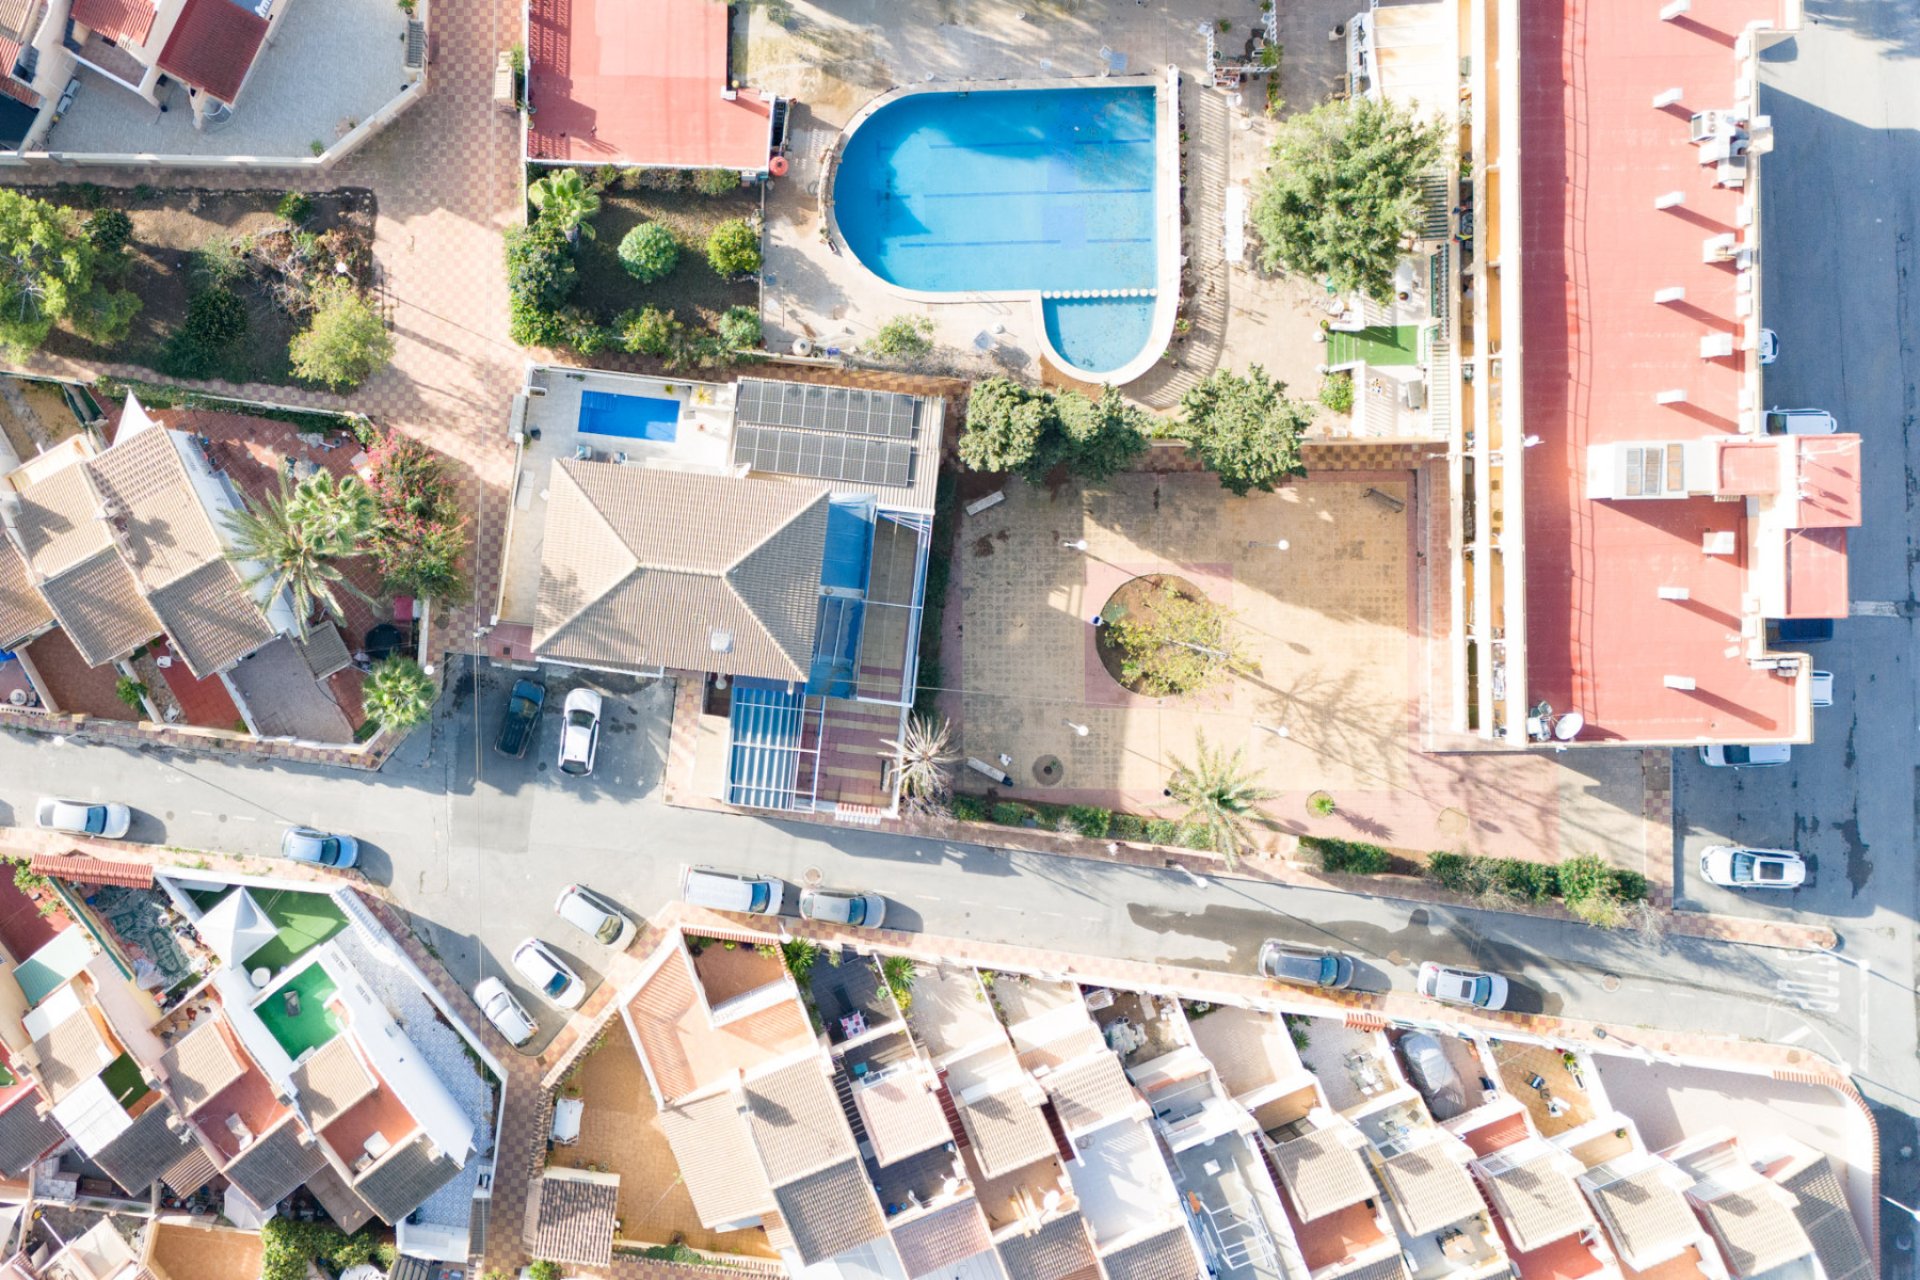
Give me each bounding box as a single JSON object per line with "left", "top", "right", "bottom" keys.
{"left": 832, "top": 79, "right": 1177, "bottom": 384}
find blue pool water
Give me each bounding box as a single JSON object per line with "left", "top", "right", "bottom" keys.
{"left": 578, "top": 390, "right": 679, "bottom": 441}
{"left": 835, "top": 86, "right": 1159, "bottom": 374}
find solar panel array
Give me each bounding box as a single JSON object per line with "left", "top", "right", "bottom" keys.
{"left": 735, "top": 380, "right": 919, "bottom": 440}
{"left": 731, "top": 380, "right": 923, "bottom": 488}
{"left": 734, "top": 426, "right": 913, "bottom": 488}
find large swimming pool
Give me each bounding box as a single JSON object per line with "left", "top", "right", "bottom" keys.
{"left": 834, "top": 84, "right": 1168, "bottom": 380}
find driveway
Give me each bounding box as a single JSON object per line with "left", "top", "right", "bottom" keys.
{"left": 1672, "top": 0, "right": 1920, "bottom": 1264}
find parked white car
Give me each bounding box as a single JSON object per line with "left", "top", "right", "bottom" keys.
{"left": 557, "top": 688, "right": 603, "bottom": 777}
{"left": 798, "top": 888, "right": 886, "bottom": 929}
{"left": 1700, "top": 845, "right": 1806, "bottom": 890}
{"left": 1416, "top": 962, "right": 1510, "bottom": 1011}
{"left": 1810, "top": 671, "right": 1833, "bottom": 709}
{"left": 1764, "top": 407, "right": 1837, "bottom": 436}
{"left": 555, "top": 884, "right": 635, "bottom": 950}
{"left": 1698, "top": 744, "right": 1792, "bottom": 768}
{"left": 511, "top": 938, "right": 586, "bottom": 1009}
{"left": 472, "top": 976, "right": 538, "bottom": 1047}
{"left": 1758, "top": 329, "right": 1778, "bottom": 365}
{"left": 35, "top": 798, "right": 131, "bottom": 839}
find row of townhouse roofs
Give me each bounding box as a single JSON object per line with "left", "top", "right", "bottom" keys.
{"left": 0, "top": 855, "right": 501, "bottom": 1273}
{"left": 546, "top": 923, "right": 1874, "bottom": 1280}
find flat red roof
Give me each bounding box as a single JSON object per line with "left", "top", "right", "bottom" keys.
{"left": 527, "top": 0, "right": 772, "bottom": 169}
{"left": 1520, "top": 0, "right": 1805, "bottom": 743}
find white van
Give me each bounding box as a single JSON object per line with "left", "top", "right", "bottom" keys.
{"left": 1764, "top": 407, "right": 1837, "bottom": 436}
{"left": 681, "top": 866, "right": 787, "bottom": 916}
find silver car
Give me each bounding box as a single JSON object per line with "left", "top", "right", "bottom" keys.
{"left": 556, "top": 688, "right": 603, "bottom": 777}
{"left": 473, "top": 976, "right": 538, "bottom": 1048}
{"left": 35, "top": 797, "right": 131, "bottom": 839}
{"left": 798, "top": 887, "right": 886, "bottom": 929}
{"left": 1416, "top": 962, "right": 1510, "bottom": 1011}
{"left": 1257, "top": 941, "right": 1355, "bottom": 989}
{"left": 511, "top": 938, "right": 586, "bottom": 1009}
{"left": 555, "top": 884, "right": 635, "bottom": 950}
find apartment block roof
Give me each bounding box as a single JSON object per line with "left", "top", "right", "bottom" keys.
{"left": 535, "top": 462, "right": 831, "bottom": 680}
{"left": 1588, "top": 1166, "right": 1699, "bottom": 1268}
{"left": 744, "top": 1056, "right": 857, "bottom": 1186}
{"left": 156, "top": 0, "right": 268, "bottom": 103}
{"left": 1099, "top": 1225, "right": 1204, "bottom": 1280}
{"left": 1381, "top": 1146, "right": 1485, "bottom": 1235}
{"left": 771, "top": 1157, "right": 887, "bottom": 1267}
{"left": 1480, "top": 1150, "right": 1595, "bottom": 1254}
{"left": 529, "top": 1169, "right": 621, "bottom": 1269}
{"left": 996, "top": 1212, "right": 1099, "bottom": 1280}
{"left": 1274, "top": 1126, "right": 1378, "bottom": 1221}
{"left": 658, "top": 1089, "right": 776, "bottom": 1228}
{"left": 889, "top": 1199, "right": 994, "bottom": 1278}
{"left": 158, "top": 1020, "right": 246, "bottom": 1115}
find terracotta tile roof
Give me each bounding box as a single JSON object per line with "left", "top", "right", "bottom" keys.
{"left": 996, "top": 1212, "right": 1098, "bottom": 1280}
{"left": 889, "top": 1199, "right": 992, "bottom": 1277}
{"left": 1587, "top": 1166, "right": 1698, "bottom": 1269}
{"left": 38, "top": 547, "right": 158, "bottom": 666}
{"left": 658, "top": 1089, "right": 775, "bottom": 1228}
{"left": 0, "top": 542, "right": 52, "bottom": 650}
{"left": 624, "top": 946, "right": 814, "bottom": 1106}
{"left": 30, "top": 853, "right": 153, "bottom": 889}
{"left": 1040, "top": 1050, "right": 1137, "bottom": 1135}
{"left": 13, "top": 461, "right": 114, "bottom": 579}
{"left": 1381, "top": 1147, "right": 1485, "bottom": 1236}
{"left": 95, "top": 1100, "right": 196, "bottom": 1195}
{"left": 1779, "top": 1156, "right": 1870, "bottom": 1280}
{"left": 70, "top": 0, "right": 156, "bottom": 47}
{"left": 223, "top": 1118, "right": 326, "bottom": 1210}
{"left": 146, "top": 559, "right": 272, "bottom": 678}
{"left": 289, "top": 1038, "right": 375, "bottom": 1131}
{"left": 1017, "top": 1023, "right": 1107, "bottom": 1073}
{"left": 852, "top": 1070, "right": 953, "bottom": 1169}
{"left": 1481, "top": 1151, "right": 1595, "bottom": 1253}
{"left": 1695, "top": 1182, "right": 1809, "bottom": 1277}
{"left": 1099, "top": 1225, "right": 1204, "bottom": 1280}
{"left": 1274, "top": 1127, "right": 1377, "bottom": 1221}
{"left": 304, "top": 1159, "right": 376, "bottom": 1233}
{"left": 160, "top": 1142, "right": 217, "bottom": 1197}
{"left": 352, "top": 1129, "right": 460, "bottom": 1223}
{"left": 535, "top": 462, "right": 831, "bottom": 681}
{"left": 770, "top": 1158, "right": 885, "bottom": 1266}
{"left": 156, "top": 0, "right": 267, "bottom": 104}
{"left": 744, "top": 1055, "right": 856, "bottom": 1186}
{"left": 528, "top": 1169, "right": 620, "bottom": 1269}
{"left": 0, "top": 1098, "right": 63, "bottom": 1174}
{"left": 957, "top": 1077, "right": 1057, "bottom": 1179}
{"left": 158, "top": 1020, "right": 245, "bottom": 1115}
{"left": 36, "top": 1008, "right": 117, "bottom": 1103}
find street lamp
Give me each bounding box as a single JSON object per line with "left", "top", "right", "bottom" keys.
{"left": 1063, "top": 719, "right": 1090, "bottom": 737}
{"left": 1256, "top": 723, "right": 1290, "bottom": 739}
{"left": 1062, "top": 539, "right": 1088, "bottom": 551}
{"left": 1246, "top": 538, "right": 1291, "bottom": 551}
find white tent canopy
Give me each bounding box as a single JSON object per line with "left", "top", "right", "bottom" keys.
{"left": 198, "top": 889, "right": 279, "bottom": 966}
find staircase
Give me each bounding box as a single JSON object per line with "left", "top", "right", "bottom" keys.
{"left": 935, "top": 1073, "right": 970, "bottom": 1149}
{"left": 1427, "top": 339, "right": 1454, "bottom": 439}
{"left": 1418, "top": 168, "right": 1452, "bottom": 241}
{"left": 833, "top": 1064, "right": 871, "bottom": 1149}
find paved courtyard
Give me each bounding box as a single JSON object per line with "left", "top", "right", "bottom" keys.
{"left": 942, "top": 469, "right": 1650, "bottom": 867}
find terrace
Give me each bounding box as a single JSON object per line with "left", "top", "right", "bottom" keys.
{"left": 1190, "top": 1006, "right": 1314, "bottom": 1104}
{"left": 1064, "top": 1118, "right": 1182, "bottom": 1248}
{"left": 1173, "top": 1132, "right": 1292, "bottom": 1280}
{"left": 686, "top": 937, "right": 785, "bottom": 1007}
{"left": 1297, "top": 1021, "right": 1403, "bottom": 1116}
{"left": 254, "top": 961, "right": 343, "bottom": 1061}
{"left": 993, "top": 975, "right": 1086, "bottom": 1030}
{"left": 182, "top": 885, "right": 350, "bottom": 981}
{"left": 963, "top": 1141, "right": 1075, "bottom": 1233}
{"left": 906, "top": 965, "right": 1000, "bottom": 1061}
{"left": 1393, "top": 1031, "right": 1491, "bottom": 1123}
{"left": 1251, "top": 1084, "right": 1324, "bottom": 1141}
{"left": 1491, "top": 1044, "right": 1596, "bottom": 1139}
{"left": 195, "top": 1059, "right": 291, "bottom": 1162}
{"left": 1275, "top": 1184, "right": 1390, "bottom": 1276}
{"left": 805, "top": 949, "right": 901, "bottom": 1045}
{"left": 1089, "top": 988, "right": 1187, "bottom": 1071}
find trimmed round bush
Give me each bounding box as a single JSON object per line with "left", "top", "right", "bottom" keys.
{"left": 619, "top": 306, "right": 677, "bottom": 356}
{"left": 617, "top": 221, "right": 680, "bottom": 282}
{"left": 714, "top": 305, "right": 761, "bottom": 350}
{"left": 706, "top": 217, "right": 762, "bottom": 277}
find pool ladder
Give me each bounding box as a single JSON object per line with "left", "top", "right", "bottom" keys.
{"left": 1039, "top": 288, "right": 1157, "bottom": 300}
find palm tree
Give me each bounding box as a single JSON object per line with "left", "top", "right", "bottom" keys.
{"left": 881, "top": 715, "right": 957, "bottom": 809}
{"left": 1165, "top": 732, "right": 1278, "bottom": 869}
{"left": 222, "top": 473, "right": 370, "bottom": 640}
{"left": 284, "top": 472, "right": 376, "bottom": 551}
{"left": 364, "top": 656, "right": 437, "bottom": 731}
{"left": 528, "top": 168, "right": 601, "bottom": 242}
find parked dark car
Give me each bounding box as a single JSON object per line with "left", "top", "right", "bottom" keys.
{"left": 494, "top": 679, "right": 547, "bottom": 757}
{"left": 1769, "top": 618, "right": 1834, "bottom": 644}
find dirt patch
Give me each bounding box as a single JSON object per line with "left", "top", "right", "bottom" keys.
{"left": 571, "top": 185, "right": 760, "bottom": 328}
{"left": 1095, "top": 573, "right": 1206, "bottom": 693}
{"left": 0, "top": 378, "right": 85, "bottom": 459}
{"left": 20, "top": 185, "right": 376, "bottom": 387}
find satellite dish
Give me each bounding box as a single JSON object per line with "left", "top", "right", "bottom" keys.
{"left": 1554, "top": 710, "right": 1585, "bottom": 741}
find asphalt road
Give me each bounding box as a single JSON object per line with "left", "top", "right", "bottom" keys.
{"left": 1672, "top": 0, "right": 1920, "bottom": 1264}
{"left": 2, "top": 656, "right": 1860, "bottom": 1070}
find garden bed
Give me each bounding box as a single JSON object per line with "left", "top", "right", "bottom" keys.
{"left": 571, "top": 184, "right": 759, "bottom": 329}
{"left": 21, "top": 184, "right": 375, "bottom": 387}
{"left": 1095, "top": 572, "right": 1209, "bottom": 693}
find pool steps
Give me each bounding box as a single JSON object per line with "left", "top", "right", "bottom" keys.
{"left": 1038, "top": 288, "right": 1158, "bottom": 300}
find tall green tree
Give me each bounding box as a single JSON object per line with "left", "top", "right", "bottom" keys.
{"left": 1250, "top": 97, "right": 1445, "bottom": 301}
{"left": 223, "top": 473, "right": 370, "bottom": 639}
{"left": 290, "top": 281, "right": 394, "bottom": 390}
{"left": 957, "top": 377, "right": 1148, "bottom": 482}
{"left": 285, "top": 472, "right": 378, "bottom": 548}
{"left": 0, "top": 189, "right": 141, "bottom": 355}
{"left": 1165, "top": 733, "right": 1277, "bottom": 869}
{"left": 527, "top": 168, "right": 602, "bottom": 241}
{"left": 1177, "top": 365, "right": 1312, "bottom": 496}
{"left": 364, "top": 656, "right": 438, "bottom": 731}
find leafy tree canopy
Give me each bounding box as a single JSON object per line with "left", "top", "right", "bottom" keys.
{"left": 958, "top": 377, "right": 1150, "bottom": 483}
{"left": 1177, "top": 365, "right": 1311, "bottom": 496}
{"left": 290, "top": 280, "right": 395, "bottom": 390}
{"left": 1250, "top": 96, "right": 1444, "bottom": 302}
{"left": 0, "top": 189, "right": 140, "bottom": 355}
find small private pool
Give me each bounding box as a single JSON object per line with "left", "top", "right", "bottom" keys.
{"left": 833, "top": 80, "right": 1174, "bottom": 383}
{"left": 257, "top": 963, "right": 343, "bottom": 1060}
{"left": 579, "top": 389, "right": 680, "bottom": 442}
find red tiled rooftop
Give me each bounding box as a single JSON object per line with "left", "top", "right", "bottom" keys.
{"left": 30, "top": 854, "right": 153, "bottom": 889}
{"left": 1782, "top": 527, "right": 1849, "bottom": 619}
{"left": 321, "top": 1061, "right": 419, "bottom": 1168}
{"left": 0, "top": 874, "right": 68, "bottom": 961}
{"left": 1624, "top": 1245, "right": 1714, "bottom": 1280}
{"left": 24, "top": 627, "right": 141, "bottom": 722}
{"left": 151, "top": 637, "right": 244, "bottom": 730}
{"left": 198, "top": 1058, "right": 292, "bottom": 1162}
{"left": 1494, "top": 1204, "right": 1609, "bottom": 1280}
{"left": 1792, "top": 436, "right": 1863, "bottom": 527}
{"left": 1520, "top": 0, "right": 1804, "bottom": 743}
{"left": 1460, "top": 1110, "right": 1531, "bottom": 1157}
{"left": 71, "top": 0, "right": 157, "bottom": 45}
{"left": 526, "top": 0, "right": 773, "bottom": 168}
{"left": 157, "top": 0, "right": 267, "bottom": 105}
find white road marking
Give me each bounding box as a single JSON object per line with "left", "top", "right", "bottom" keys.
{"left": 1778, "top": 1025, "right": 1812, "bottom": 1045}
{"left": 1829, "top": 952, "right": 1872, "bottom": 1071}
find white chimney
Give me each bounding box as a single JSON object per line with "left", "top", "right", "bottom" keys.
{"left": 1660, "top": 0, "right": 1692, "bottom": 18}
{"left": 1654, "top": 287, "right": 1686, "bottom": 304}
{"left": 1658, "top": 587, "right": 1691, "bottom": 601}
{"left": 1655, "top": 191, "right": 1686, "bottom": 209}
{"left": 1652, "top": 87, "right": 1684, "bottom": 108}
{"left": 1664, "top": 675, "right": 1698, "bottom": 690}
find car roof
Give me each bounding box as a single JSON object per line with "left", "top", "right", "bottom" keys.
{"left": 563, "top": 688, "right": 603, "bottom": 713}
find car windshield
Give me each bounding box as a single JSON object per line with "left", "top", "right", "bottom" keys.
{"left": 595, "top": 911, "right": 621, "bottom": 943}
{"left": 1723, "top": 746, "right": 1752, "bottom": 764}
{"left": 1318, "top": 955, "right": 1338, "bottom": 984}
{"left": 1471, "top": 976, "right": 1493, "bottom": 1004}
{"left": 561, "top": 756, "right": 588, "bottom": 776}
{"left": 82, "top": 807, "right": 106, "bottom": 834}
{"left": 568, "top": 710, "right": 594, "bottom": 729}
{"left": 318, "top": 838, "right": 341, "bottom": 865}
{"left": 749, "top": 883, "right": 770, "bottom": 913}
{"left": 543, "top": 968, "right": 569, "bottom": 997}
{"left": 845, "top": 898, "right": 867, "bottom": 927}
